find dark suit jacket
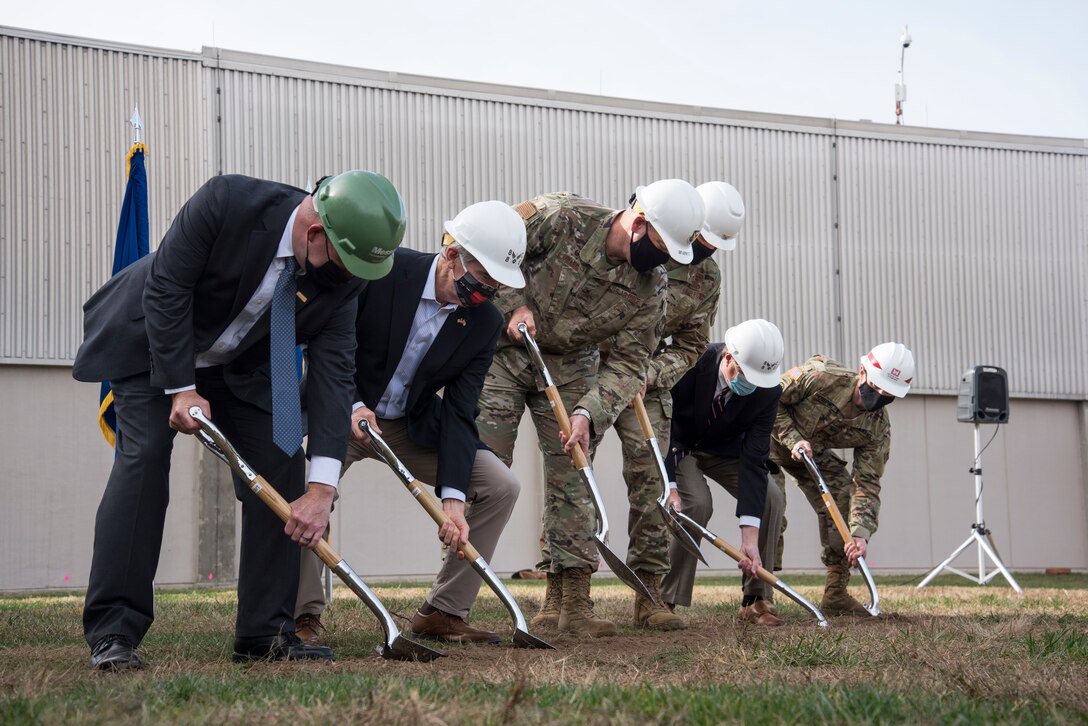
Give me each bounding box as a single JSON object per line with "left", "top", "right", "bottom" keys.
{"left": 354, "top": 247, "right": 502, "bottom": 498}
{"left": 73, "top": 175, "right": 364, "bottom": 462}
{"left": 667, "top": 343, "right": 782, "bottom": 521}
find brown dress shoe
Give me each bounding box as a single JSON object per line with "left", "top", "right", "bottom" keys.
{"left": 738, "top": 599, "right": 785, "bottom": 626}
{"left": 295, "top": 613, "right": 324, "bottom": 646}
{"left": 410, "top": 609, "right": 500, "bottom": 644}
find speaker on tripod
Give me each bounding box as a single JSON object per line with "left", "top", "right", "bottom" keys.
{"left": 918, "top": 365, "right": 1021, "bottom": 592}
{"left": 956, "top": 366, "right": 1009, "bottom": 424}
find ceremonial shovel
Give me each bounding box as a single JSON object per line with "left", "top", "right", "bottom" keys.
{"left": 359, "top": 420, "right": 555, "bottom": 650}
{"left": 518, "top": 324, "right": 653, "bottom": 601}
{"left": 629, "top": 394, "right": 707, "bottom": 565}
{"left": 668, "top": 508, "right": 829, "bottom": 627}
{"left": 190, "top": 408, "right": 445, "bottom": 661}
{"left": 799, "top": 450, "right": 881, "bottom": 616}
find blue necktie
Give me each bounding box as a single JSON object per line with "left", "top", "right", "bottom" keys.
{"left": 270, "top": 257, "right": 302, "bottom": 455}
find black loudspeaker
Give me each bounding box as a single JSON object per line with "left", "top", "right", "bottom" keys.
{"left": 956, "top": 366, "right": 1009, "bottom": 424}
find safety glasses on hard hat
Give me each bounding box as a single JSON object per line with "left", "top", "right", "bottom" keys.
{"left": 444, "top": 232, "right": 500, "bottom": 295}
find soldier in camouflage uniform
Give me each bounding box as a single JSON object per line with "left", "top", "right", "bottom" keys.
{"left": 769, "top": 343, "right": 916, "bottom": 614}
{"left": 476, "top": 180, "right": 705, "bottom": 637}
{"left": 608, "top": 182, "right": 745, "bottom": 630}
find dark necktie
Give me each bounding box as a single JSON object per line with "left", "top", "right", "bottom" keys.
{"left": 270, "top": 257, "right": 302, "bottom": 455}
{"left": 707, "top": 386, "right": 732, "bottom": 426}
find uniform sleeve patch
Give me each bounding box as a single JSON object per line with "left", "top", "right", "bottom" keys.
{"left": 788, "top": 367, "right": 802, "bottom": 381}
{"left": 514, "top": 200, "right": 538, "bottom": 221}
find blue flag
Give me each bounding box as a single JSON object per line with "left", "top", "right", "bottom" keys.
{"left": 98, "top": 143, "right": 150, "bottom": 447}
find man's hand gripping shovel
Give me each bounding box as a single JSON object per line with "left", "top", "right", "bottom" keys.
{"left": 668, "top": 508, "right": 828, "bottom": 627}
{"left": 518, "top": 323, "right": 653, "bottom": 601}
{"left": 629, "top": 394, "right": 707, "bottom": 565}
{"left": 359, "top": 419, "right": 555, "bottom": 650}
{"left": 627, "top": 397, "right": 827, "bottom": 627}
{"left": 799, "top": 450, "right": 881, "bottom": 616}
{"left": 190, "top": 407, "right": 445, "bottom": 661}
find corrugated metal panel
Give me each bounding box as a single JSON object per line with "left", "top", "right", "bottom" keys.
{"left": 0, "top": 31, "right": 208, "bottom": 364}
{"left": 838, "top": 135, "right": 1088, "bottom": 397}
{"left": 211, "top": 62, "right": 844, "bottom": 369}
{"left": 3, "top": 28, "right": 1086, "bottom": 399}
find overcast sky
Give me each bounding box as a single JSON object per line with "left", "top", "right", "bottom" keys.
{"left": 6, "top": 0, "right": 1087, "bottom": 139}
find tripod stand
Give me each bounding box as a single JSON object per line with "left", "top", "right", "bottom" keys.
{"left": 917, "top": 423, "right": 1021, "bottom": 592}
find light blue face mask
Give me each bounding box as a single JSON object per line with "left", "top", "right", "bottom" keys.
{"left": 727, "top": 372, "right": 758, "bottom": 396}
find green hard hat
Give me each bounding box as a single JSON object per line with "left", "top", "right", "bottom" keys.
{"left": 314, "top": 170, "right": 406, "bottom": 280}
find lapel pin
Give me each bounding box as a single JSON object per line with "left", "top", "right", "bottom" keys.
{"left": 456, "top": 318, "right": 467, "bottom": 327}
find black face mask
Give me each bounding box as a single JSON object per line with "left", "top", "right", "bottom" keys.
{"left": 629, "top": 228, "right": 671, "bottom": 273}
{"left": 454, "top": 257, "right": 498, "bottom": 307}
{"left": 303, "top": 238, "right": 351, "bottom": 289}
{"left": 858, "top": 381, "right": 895, "bottom": 411}
{"left": 691, "top": 239, "right": 717, "bottom": 264}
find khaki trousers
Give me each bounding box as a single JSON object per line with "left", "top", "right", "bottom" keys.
{"left": 295, "top": 417, "right": 520, "bottom": 619}
{"left": 660, "top": 452, "right": 784, "bottom": 605}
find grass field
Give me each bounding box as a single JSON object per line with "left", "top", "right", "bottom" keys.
{"left": 2, "top": 573, "right": 1087, "bottom": 724}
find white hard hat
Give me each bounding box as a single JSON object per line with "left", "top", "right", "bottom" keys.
{"left": 860, "top": 342, "right": 915, "bottom": 398}
{"left": 723, "top": 319, "right": 784, "bottom": 388}
{"left": 696, "top": 182, "right": 745, "bottom": 251}
{"left": 443, "top": 201, "right": 527, "bottom": 288}
{"left": 633, "top": 179, "right": 705, "bottom": 264}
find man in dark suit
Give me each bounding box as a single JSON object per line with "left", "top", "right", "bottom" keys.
{"left": 294, "top": 201, "right": 527, "bottom": 645}
{"left": 659, "top": 319, "right": 788, "bottom": 626}
{"left": 73, "top": 171, "right": 407, "bottom": 669}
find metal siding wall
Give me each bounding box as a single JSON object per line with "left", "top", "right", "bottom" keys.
{"left": 3, "top": 27, "right": 1086, "bottom": 398}
{"left": 838, "top": 136, "right": 1088, "bottom": 396}
{"left": 0, "top": 32, "right": 208, "bottom": 364}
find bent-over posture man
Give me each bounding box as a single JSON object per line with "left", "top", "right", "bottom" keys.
{"left": 660, "top": 320, "right": 787, "bottom": 626}
{"left": 74, "top": 171, "right": 406, "bottom": 668}
{"left": 295, "top": 201, "right": 527, "bottom": 644}
{"left": 477, "top": 180, "right": 705, "bottom": 637}
{"left": 608, "top": 181, "right": 745, "bottom": 630}
{"left": 769, "top": 343, "right": 915, "bottom": 614}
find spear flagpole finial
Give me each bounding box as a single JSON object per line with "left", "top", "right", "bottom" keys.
{"left": 130, "top": 104, "right": 144, "bottom": 145}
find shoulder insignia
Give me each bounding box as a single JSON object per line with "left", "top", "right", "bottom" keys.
{"left": 514, "top": 200, "right": 538, "bottom": 221}
{"left": 787, "top": 367, "right": 802, "bottom": 381}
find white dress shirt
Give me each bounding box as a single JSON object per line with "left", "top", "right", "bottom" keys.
{"left": 164, "top": 208, "right": 340, "bottom": 488}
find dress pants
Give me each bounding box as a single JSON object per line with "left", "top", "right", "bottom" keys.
{"left": 83, "top": 368, "right": 304, "bottom": 647}
{"left": 660, "top": 452, "right": 784, "bottom": 606}
{"left": 296, "top": 417, "right": 519, "bottom": 620}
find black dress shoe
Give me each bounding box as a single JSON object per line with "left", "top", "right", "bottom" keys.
{"left": 89, "top": 635, "right": 145, "bottom": 671}
{"left": 231, "top": 633, "right": 335, "bottom": 663}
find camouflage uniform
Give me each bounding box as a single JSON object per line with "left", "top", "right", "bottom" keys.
{"left": 769, "top": 355, "right": 891, "bottom": 567}
{"left": 610, "top": 259, "right": 721, "bottom": 574}
{"left": 477, "top": 193, "right": 666, "bottom": 571}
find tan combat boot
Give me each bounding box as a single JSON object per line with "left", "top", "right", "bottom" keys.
{"left": 633, "top": 571, "right": 685, "bottom": 630}
{"left": 820, "top": 561, "right": 871, "bottom": 615}
{"left": 530, "top": 573, "right": 563, "bottom": 629}
{"left": 558, "top": 567, "right": 618, "bottom": 637}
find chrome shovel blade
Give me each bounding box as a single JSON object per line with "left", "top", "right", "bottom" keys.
{"left": 331, "top": 561, "right": 445, "bottom": 662}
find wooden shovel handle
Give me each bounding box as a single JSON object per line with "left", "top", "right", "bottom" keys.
{"left": 398, "top": 476, "right": 483, "bottom": 562}
{"left": 708, "top": 532, "right": 779, "bottom": 587}
{"left": 249, "top": 475, "right": 342, "bottom": 569}
{"left": 630, "top": 394, "right": 656, "bottom": 441}
{"left": 821, "top": 491, "right": 855, "bottom": 547}
{"left": 543, "top": 383, "right": 591, "bottom": 470}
